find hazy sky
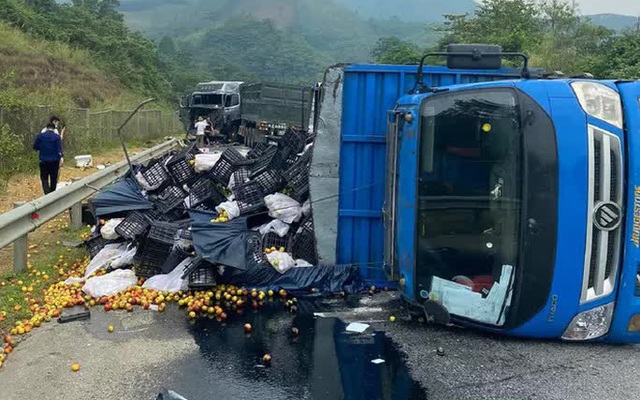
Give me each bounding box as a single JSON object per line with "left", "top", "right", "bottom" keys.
{"left": 567, "top": 0, "right": 639, "bottom": 15}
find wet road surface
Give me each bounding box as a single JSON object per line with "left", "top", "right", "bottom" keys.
{"left": 0, "top": 292, "right": 638, "bottom": 400}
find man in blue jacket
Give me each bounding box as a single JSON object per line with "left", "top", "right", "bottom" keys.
{"left": 33, "top": 123, "right": 63, "bottom": 194}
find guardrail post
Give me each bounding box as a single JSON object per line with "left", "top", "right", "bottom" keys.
{"left": 13, "top": 201, "right": 27, "bottom": 273}
{"left": 70, "top": 178, "right": 83, "bottom": 230}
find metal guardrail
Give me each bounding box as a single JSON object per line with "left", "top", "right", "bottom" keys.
{"left": 0, "top": 138, "right": 180, "bottom": 256}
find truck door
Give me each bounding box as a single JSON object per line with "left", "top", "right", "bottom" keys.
{"left": 383, "top": 111, "right": 400, "bottom": 280}
{"left": 611, "top": 81, "right": 640, "bottom": 343}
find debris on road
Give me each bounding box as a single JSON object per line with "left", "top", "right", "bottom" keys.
{"left": 346, "top": 322, "right": 370, "bottom": 333}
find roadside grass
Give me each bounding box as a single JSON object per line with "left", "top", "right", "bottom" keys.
{"left": 0, "top": 221, "right": 91, "bottom": 336}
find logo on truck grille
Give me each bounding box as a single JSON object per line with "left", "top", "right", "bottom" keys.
{"left": 594, "top": 201, "right": 622, "bottom": 231}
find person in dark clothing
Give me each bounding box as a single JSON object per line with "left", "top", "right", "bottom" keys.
{"left": 33, "top": 123, "right": 63, "bottom": 195}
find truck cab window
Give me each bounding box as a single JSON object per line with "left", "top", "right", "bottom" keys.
{"left": 417, "top": 89, "right": 522, "bottom": 325}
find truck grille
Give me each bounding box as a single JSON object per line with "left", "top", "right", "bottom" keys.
{"left": 582, "top": 126, "right": 623, "bottom": 303}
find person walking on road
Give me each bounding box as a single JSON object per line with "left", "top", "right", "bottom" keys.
{"left": 33, "top": 123, "right": 63, "bottom": 195}
{"left": 194, "top": 116, "right": 208, "bottom": 148}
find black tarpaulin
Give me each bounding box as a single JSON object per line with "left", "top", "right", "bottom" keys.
{"left": 190, "top": 210, "right": 249, "bottom": 271}
{"left": 218, "top": 232, "right": 364, "bottom": 295}
{"left": 93, "top": 178, "right": 154, "bottom": 216}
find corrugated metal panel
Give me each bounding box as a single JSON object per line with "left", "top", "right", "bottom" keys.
{"left": 337, "top": 64, "right": 522, "bottom": 285}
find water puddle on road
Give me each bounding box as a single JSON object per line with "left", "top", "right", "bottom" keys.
{"left": 166, "top": 309, "right": 428, "bottom": 400}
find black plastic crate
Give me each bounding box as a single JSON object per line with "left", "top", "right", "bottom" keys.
{"left": 155, "top": 186, "right": 186, "bottom": 214}
{"left": 287, "top": 171, "right": 310, "bottom": 203}
{"left": 181, "top": 258, "right": 217, "bottom": 289}
{"left": 279, "top": 127, "right": 308, "bottom": 154}
{"left": 283, "top": 150, "right": 312, "bottom": 181}
{"left": 247, "top": 232, "right": 269, "bottom": 267}
{"left": 148, "top": 221, "right": 182, "bottom": 244}
{"left": 247, "top": 143, "right": 270, "bottom": 160}
{"left": 141, "top": 159, "right": 170, "bottom": 189}
{"left": 291, "top": 217, "right": 318, "bottom": 264}
{"left": 84, "top": 235, "right": 114, "bottom": 258}
{"left": 210, "top": 147, "right": 247, "bottom": 185}
{"left": 188, "top": 178, "right": 227, "bottom": 210}
{"left": 250, "top": 146, "right": 286, "bottom": 178}
{"left": 115, "top": 211, "right": 151, "bottom": 240}
{"left": 166, "top": 153, "right": 197, "bottom": 185}
{"left": 161, "top": 247, "right": 192, "bottom": 274}
{"left": 253, "top": 169, "right": 285, "bottom": 195}
{"left": 232, "top": 168, "right": 251, "bottom": 187}
{"left": 261, "top": 231, "right": 293, "bottom": 253}
{"left": 232, "top": 180, "right": 265, "bottom": 214}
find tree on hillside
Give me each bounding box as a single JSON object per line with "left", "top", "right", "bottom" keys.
{"left": 371, "top": 37, "right": 421, "bottom": 64}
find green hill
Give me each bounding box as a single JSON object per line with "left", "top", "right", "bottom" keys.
{"left": 333, "top": 0, "right": 477, "bottom": 22}
{"left": 587, "top": 14, "right": 638, "bottom": 32}
{"left": 118, "top": 0, "right": 440, "bottom": 83}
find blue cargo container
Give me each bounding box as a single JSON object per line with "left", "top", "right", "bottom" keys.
{"left": 335, "top": 64, "right": 525, "bottom": 285}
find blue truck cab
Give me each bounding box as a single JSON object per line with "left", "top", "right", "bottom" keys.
{"left": 319, "top": 45, "right": 640, "bottom": 343}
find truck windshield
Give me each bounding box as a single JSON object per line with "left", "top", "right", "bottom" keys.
{"left": 418, "top": 89, "right": 522, "bottom": 326}
{"left": 192, "top": 94, "right": 223, "bottom": 106}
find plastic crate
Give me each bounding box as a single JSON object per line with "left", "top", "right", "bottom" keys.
{"left": 279, "top": 127, "right": 308, "bottom": 154}
{"left": 188, "top": 178, "right": 226, "bottom": 210}
{"left": 84, "top": 235, "right": 114, "bottom": 258}
{"left": 161, "top": 247, "right": 192, "bottom": 274}
{"left": 182, "top": 258, "right": 217, "bottom": 289}
{"left": 232, "top": 180, "right": 265, "bottom": 214}
{"left": 232, "top": 168, "right": 251, "bottom": 187}
{"left": 166, "top": 153, "right": 196, "bottom": 185}
{"left": 250, "top": 146, "right": 286, "bottom": 178}
{"left": 247, "top": 233, "right": 269, "bottom": 267}
{"left": 253, "top": 169, "right": 285, "bottom": 195}
{"left": 287, "top": 171, "right": 310, "bottom": 203}
{"left": 291, "top": 217, "right": 318, "bottom": 265}
{"left": 210, "top": 147, "right": 247, "bottom": 185}
{"left": 261, "top": 231, "right": 293, "bottom": 253}
{"left": 148, "top": 221, "right": 182, "bottom": 244}
{"left": 247, "top": 143, "right": 270, "bottom": 160}
{"left": 141, "top": 159, "right": 170, "bottom": 189}
{"left": 283, "top": 150, "right": 312, "bottom": 181}
{"left": 115, "top": 211, "right": 151, "bottom": 240}
{"left": 155, "top": 186, "right": 186, "bottom": 214}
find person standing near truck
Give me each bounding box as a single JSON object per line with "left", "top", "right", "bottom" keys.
{"left": 33, "top": 123, "right": 63, "bottom": 195}
{"left": 194, "top": 116, "right": 208, "bottom": 147}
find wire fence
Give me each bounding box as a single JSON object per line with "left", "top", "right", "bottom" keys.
{"left": 0, "top": 106, "right": 183, "bottom": 157}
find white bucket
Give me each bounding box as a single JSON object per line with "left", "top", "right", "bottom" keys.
{"left": 75, "top": 155, "right": 93, "bottom": 167}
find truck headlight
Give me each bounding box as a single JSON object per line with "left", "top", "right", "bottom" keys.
{"left": 571, "top": 82, "right": 623, "bottom": 129}
{"left": 561, "top": 302, "right": 614, "bottom": 341}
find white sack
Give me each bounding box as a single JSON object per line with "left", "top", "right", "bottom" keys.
{"left": 110, "top": 245, "right": 137, "bottom": 269}
{"left": 295, "top": 259, "right": 314, "bottom": 268}
{"left": 258, "top": 219, "right": 290, "bottom": 237}
{"left": 301, "top": 200, "right": 312, "bottom": 216}
{"left": 101, "top": 218, "right": 124, "bottom": 240}
{"left": 135, "top": 171, "right": 162, "bottom": 191}
{"left": 194, "top": 153, "right": 222, "bottom": 173}
{"left": 215, "top": 201, "right": 240, "bottom": 221}
{"left": 142, "top": 258, "right": 192, "bottom": 293}
{"left": 264, "top": 193, "right": 302, "bottom": 224}
{"left": 82, "top": 269, "right": 137, "bottom": 298}
{"left": 266, "top": 251, "right": 296, "bottom": 274}
{"left": 85, "top": 243, "right": 128, "bottom": 278}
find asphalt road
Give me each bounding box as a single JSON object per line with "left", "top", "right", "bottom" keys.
{"left": 0, "top": 293, "right": 638, "bottom": 400}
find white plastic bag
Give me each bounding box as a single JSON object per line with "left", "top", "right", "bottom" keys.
{"left": 301, "top": 200, "right": 312, "bottom": 216}
{"left": 64, "top": 277, "right": 85, "bottom": 285}
{"left": 101, "top": 218, "right": 124, "bottom": 240}
{"left": 264, "top": 193, "right": 303, "bottom": 224}
{"left": 135, "top": 171, "right": 162, "bottom": 191}
{"left": 259, "top": 219, "right": 290, "bottom": 237}
{"left": 110, "top": 245, "right": 137, "bottom": 270}
{"left": 295, "top": 259, "right": 314, "bottom": 268}
{"left": 85, "top": 243, "right": 128, "bottom": 278}
{"left": 215, "top": 201, "right": 241, "bottom": 221}
{"left": 266, "top": 251, "right": 296, "bottom": 274}
{"left": 82, "top": 269, "right": 137, "bottom": 298}
{"left": 142, "top": 258, "right": 192, "bottom": 293}
{"left": 194, "top": 153, "right": 222, "bottom": 173}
